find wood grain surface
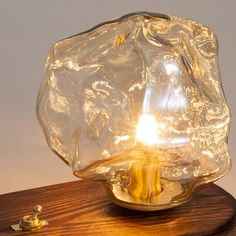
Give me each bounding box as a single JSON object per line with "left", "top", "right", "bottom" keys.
{"left": 0, "top": 180, "right": 235, "bottom": 236}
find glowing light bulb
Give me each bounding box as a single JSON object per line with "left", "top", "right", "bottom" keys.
{"left": 136, "top": 114, "right": 159, "bottom": 146}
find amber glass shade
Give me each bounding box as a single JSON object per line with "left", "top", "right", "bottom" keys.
{"left": 36, "top": 12, "right": 231, "bottom": 211}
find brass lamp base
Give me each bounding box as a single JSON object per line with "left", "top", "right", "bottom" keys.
{"left": 104, "top": 180, "right": 183, "bottom": 211}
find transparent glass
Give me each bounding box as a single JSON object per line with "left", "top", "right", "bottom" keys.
{"left": 36, "top": 12, "right": 231, "bottom": 211}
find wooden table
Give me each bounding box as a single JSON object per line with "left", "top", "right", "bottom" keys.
{"left": 0, "top": 180, "right": 235, "bottom": 235}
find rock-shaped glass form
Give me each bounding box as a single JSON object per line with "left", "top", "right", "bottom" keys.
{"left": 37, "top": 12, "right": 231, "bottom": 211}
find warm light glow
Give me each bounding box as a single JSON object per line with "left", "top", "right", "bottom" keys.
{"left": 136, "top": 114, "right": 159, "bottom": 145}
{"left": 165, "top": 61, "right": 179, "bottom": 76}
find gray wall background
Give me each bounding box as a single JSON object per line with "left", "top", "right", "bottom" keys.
{"left": 0, "top": 0, "right": 235, "bottom": 197}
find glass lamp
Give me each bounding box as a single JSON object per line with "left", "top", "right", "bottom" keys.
{"left": 36, "top": 12, "right": 231, "bottom": 211}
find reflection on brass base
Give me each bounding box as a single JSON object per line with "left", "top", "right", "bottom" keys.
{"left": 104, "top": 180, "right": 183, "bottom": 211}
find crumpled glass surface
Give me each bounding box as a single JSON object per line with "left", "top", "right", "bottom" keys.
{"left": 36, "top": 12, "right": 231, "bottom": 211}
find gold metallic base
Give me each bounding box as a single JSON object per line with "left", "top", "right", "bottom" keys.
{"left": 104, "top": 179, "right": 183, "bottom": 211}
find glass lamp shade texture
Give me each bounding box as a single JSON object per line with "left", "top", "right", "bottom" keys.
{"left": 36, "top": 12, "right": 231, "bottom": 211}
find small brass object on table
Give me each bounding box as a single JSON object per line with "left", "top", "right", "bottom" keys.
{"left": 11, "top": 205, "right": 49, "bottom": 231}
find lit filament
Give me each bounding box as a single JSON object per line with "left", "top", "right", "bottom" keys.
{"left": 136, "top": 114, "right": 159, "bottom": 146}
